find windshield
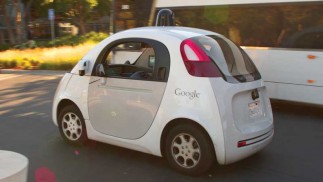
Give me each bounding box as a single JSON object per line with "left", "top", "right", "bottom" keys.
{"left": 191, "top": 35, "right": 261, "bottom": 83}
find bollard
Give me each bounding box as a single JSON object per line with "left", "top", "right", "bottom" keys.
{"left": 0, "top": 150, "right": 28, "bottom": 182}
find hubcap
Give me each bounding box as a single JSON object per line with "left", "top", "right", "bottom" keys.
{"left": 62, "top": 112, "right": 82, "bottom": 141}
{"left": 171, "top": 133, "right": 201, "bottom": 169}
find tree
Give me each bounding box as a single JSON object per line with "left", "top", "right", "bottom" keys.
{"left": 13, "top": 0, "right": 25, "bottom": 43}
{"left": 43, "top": 0, "right": 105, "bottom": 35}
{"left": 1, "top": 0, "right": 110, "bottom": 43}
{"left": 0, "top": 0, "right": 16, "bottom": 44}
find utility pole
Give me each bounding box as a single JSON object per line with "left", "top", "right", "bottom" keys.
{"left": 48, "top": 9, "right": 55, "bottom": 41}
{"left": 109, "top": 0, "right": 115, "bottom": 34}
{"left": 48, "top": 0, "right": 55, "bottom": 42}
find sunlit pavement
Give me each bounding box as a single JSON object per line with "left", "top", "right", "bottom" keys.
{"left": 0, "top": 70, "right": 323, "bottom": 182}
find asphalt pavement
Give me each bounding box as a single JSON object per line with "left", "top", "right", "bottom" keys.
{"left": 0, "top": 70, "right": 323, "bottom": 182}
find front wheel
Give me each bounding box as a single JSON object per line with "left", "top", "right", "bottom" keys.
{"left": 165, "top": 124, "right": 215, "bottom": 176}
{"left": 58, "top": 105, "right": 88, "bottom": 145}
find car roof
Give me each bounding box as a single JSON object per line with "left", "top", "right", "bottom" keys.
{"left": 114, "top": 26, "right": 221, "bottom": 40}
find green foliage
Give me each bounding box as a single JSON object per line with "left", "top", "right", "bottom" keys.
{"left": 0, "top": 58, "right": 77, "bottom": 70}
{"left": 21, "top": 0, "right": 110, "bottom": 35}
{"left": 27, "top": 0, "right": 109, "bottom": 18}
{"left": 21, "top": 60, "right": 32, "bottom": 69}
{"left": 13, "top": 40, "right": 38, "bottom": 50}
{"left": 0, "top": 44, "right": 11, "bottom": 51}
{"left": 95, "top": 0, "right": 111, "bottom": 16}
{"left": 49, "top": 0, "right": 103, "bottom": 34}
{"left": 0, "top": 60, "right": 17, "bottom": 69}
{"left": 0, "top": 32, "right": 107, "bottom": 51}
{"left": 87, "top": 0, "right": 98, "bottom": 8}
{"left": 0, "top": 41, "right": 98, "bottom": 70}
{"left": 62, "top": 0, "right": 99, "bottom": 14}
{"left": 36, "top": 31, "right": 108, "bottom": 47}
{"left": 0, "top": 32, "right": 108, "bottom": 70}
{"left": 204, "top": 6, "right": 229, "bottom": 25}
{"left": 38, "top": 61, "right": 76, "bottom": 70}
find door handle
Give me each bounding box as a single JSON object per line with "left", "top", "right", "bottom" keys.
{"left": 100, "top": 77, "right": 107, "bottom": 85}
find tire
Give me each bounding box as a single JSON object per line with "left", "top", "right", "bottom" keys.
{"left": 165, "top": 123, "right": 215, "bottom": 176}
{"left": 58, "top": 105, "right": 88, "bottom": 145}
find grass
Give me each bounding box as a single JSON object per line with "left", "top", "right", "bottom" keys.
{"left": 0, "top": 43, "right": 96, "bottom": 70}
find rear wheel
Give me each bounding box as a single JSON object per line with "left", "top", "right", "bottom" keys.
{"left": 165, "top": 123, "right": 215, "bottom": 176}
{"left": 58, "top": 105, "right": 88, "bottom": 145}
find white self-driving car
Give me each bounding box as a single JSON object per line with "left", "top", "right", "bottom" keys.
{"left": 52, "top": 26, "right": 274, "bottom": 175}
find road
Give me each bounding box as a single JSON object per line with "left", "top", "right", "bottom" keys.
{"left": 0, "top": 70, "right": 323, "bottom": 182}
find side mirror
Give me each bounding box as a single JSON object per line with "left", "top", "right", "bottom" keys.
{"left": 96, "top": 64, "right": 106, "bottom": 77}
{"left": 79, "top": 60, "right": 90, "bottom": 76}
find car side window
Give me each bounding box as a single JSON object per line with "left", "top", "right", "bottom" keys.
{"left": 293, "top": 32, "right": 323, "bottom": 49}
{"left": 101, "top": 42, "right": 156, "bottom": 81}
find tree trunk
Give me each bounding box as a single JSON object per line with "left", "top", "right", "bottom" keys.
{"left": 77, "top": 15, "right": 87, "bottom": 35}
{"left": 1, "top": 1, "right": 16, "bottom": 44}
{"left": 24, "top": 0, "right": 34, "bottom": 40}
{"left": 14, "top": 0, "right": 23, "bottom": 43}
{"left": 76, "top": 3, "right": 87, "bottom": 35}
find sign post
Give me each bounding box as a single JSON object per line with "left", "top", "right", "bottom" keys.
{"left": 48, "top": 9, "right": 55, "bottom": 42}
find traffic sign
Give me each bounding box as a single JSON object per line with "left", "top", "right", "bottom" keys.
{"left": 48, "top": 9, "right": 55, "bottom": 20}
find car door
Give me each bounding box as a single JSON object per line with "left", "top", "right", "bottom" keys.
{"left": 88, "top": 38, "right": 170, "bottom": 139}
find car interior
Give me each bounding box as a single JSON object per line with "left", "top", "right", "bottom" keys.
{"left": 102, "top": 42, "right": 156, "bottom": 81}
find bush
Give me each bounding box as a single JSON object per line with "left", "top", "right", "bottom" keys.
{"left": 0, "top": 60, "right": 18, "bottom": 68}
{"left": 0, "top": 57, "right": 76, "bottom": 70}
{"left": 38, "top": 62, "right": 51, "bottom": 70}
{"left": 21, "top": 60, "right": 32, "bottom": 69}
{"left": 29, "top": 60, "right": 40, "bottom": 67}
{"left": 83, "top": 32, "right": 108, "bottom": 42}
{"left": 0, "top": 32, "right": 107, "bottom": 51}
{"left": 38, "top": 61, "right": 76, "bottom": 70}
{"left": 0, "top": 44, "right": 11, "bottom": 51}
{"left": 10, "top": 60, "right": 18, "bottom": 68}
{"left": 36, "top": 31, "right": 108, "bottom": 48}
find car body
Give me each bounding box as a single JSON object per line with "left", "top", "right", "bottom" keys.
{"left": 52, "top": 26, "right": 274, "bottom": 175}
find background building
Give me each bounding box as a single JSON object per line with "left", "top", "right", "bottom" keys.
{"left": 112, "top": 0, "right": 154, "bottom": 33}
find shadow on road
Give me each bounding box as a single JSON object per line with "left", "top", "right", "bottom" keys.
{"left": 0, "top": 78, "right": 59, "bottom": 119}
